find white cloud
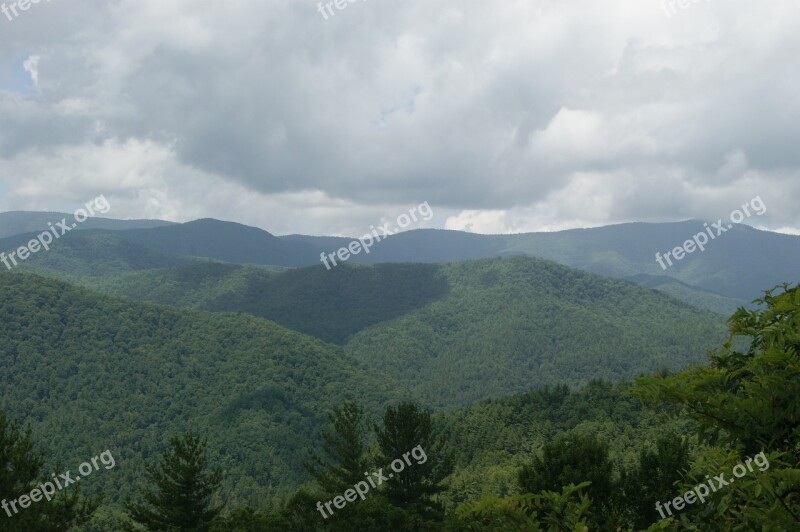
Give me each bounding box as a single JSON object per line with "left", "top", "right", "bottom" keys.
{"left": 23, "top": 55, "right": 41, "bottom": 90}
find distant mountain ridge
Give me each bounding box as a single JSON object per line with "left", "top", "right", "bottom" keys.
{"left": 0, "top": 211, "right": 174, "bottom": 239}
{"left": 3, "top": 211, "right": 797, "bottom": 306}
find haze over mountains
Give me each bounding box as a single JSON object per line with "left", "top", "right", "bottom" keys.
{"left": 4, "top": 211, "right": 797, "bottom": 313}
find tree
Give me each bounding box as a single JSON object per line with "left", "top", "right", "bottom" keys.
{"left": 634, "top": 284, "right": 800, "bottom": 529}
{"left": 0, "top": 410, "right": 97, "bottom": 531}
{"left": 518, "top": 432, "right": 615, "bottom": 529}
{"left": 304, "top": 400, "right": 369, "bottom": 496}
{"left": 374, "top": 402, "right": 453, "bottom": 520}
{"left": 126, "top": 432, "right": 223, "bottom": 531}
{"left": 452, "top": 482, "right": 593, "bottom": 532}
{"left": 620, "top": 433, "right": 690, "bottom": 529}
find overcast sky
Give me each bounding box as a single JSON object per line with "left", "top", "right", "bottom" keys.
{"left": 1, "top": 0, "right": 798, "bottom": 236}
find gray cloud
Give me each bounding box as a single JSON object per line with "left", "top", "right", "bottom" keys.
{"left": 0, "top": 0, "right": 798, "bottom": 235}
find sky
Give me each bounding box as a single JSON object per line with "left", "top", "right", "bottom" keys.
{"left": 1, "top": 0, "right": 799, "bottom": 237}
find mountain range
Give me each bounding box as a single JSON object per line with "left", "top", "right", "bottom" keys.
{"left": 4, "top": 212, "right": 798, "bottom": 312}
{"left": 0, "top": 209, "right": 794, "bottom": 518}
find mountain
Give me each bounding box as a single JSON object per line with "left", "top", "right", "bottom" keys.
{"left": 298, "top": 222, "right": 799, "bottom": 302}
{"left": 5, "top": 212, "right": 797, "bottom": 308}
{"left": 68, "top": 256, "right": 728, "bottom": 408}
{"left": 0, "top": 211, "right": 173, "bottom": 239}
{"left": 284, "top": 229, "right": 507, "bottom": 263}
{"left": 85, "top": 262, "right": 449, "bottom": 344}
{"left": 623, "top": 273, "right": 745, "bottom": 315}
{"left": 109, "top": 218, "right": 319, "bottom": 267}
{"left": 0, "top": 231, "right": 196, "bottom": 277}
{"left": 500, "top": 221, "right": 799, "bottom": 301}
{"left": 342, "top": 256, "right": 727, "bottom": 407}
{"left": 0, "top": 271, "right": 407, "bottom": 505}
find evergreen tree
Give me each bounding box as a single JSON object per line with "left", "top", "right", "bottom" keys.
{"left": 374, "top": 402, "right": 453, "bottom": 520}
{"left": 518, "top": 432, "right": 615, "bottom": 529}
{"left": 126, "top": 432, "right": 223, "bottom": 531}
{"left": 304, "top": 401, "right": 369, "bottom": 496}
{"left": 0, "top": 410, "right": 97, "bottom": 531}
{"left": 620, "top": 433, "right": 690, "bottom": 529}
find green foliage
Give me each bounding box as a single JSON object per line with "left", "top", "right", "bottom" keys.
{"left": 3, "top": 234, "right": 796, "bottom": 531}
{"left": 0, "top": 410, "right": 98, "bottom": 531}
{"left": 305, "top": 401, "right": 370, "bottom": 495}
{"left": 210, "top": 507, "right": 272, "bottom": 531}
{"left": 453, "top": 482, "right": 592, "bottom": 532}
{"left": 345, "top": 256, "right": 727, "bottom": 407}
{"left": 4, "top": 233, "right": 193, "bottom": 277}
{"left": 519, "top": 433, "right": 613, "bottom": 520}
{"left": 58, "top": 256, "right": 728, "bottom": 407}
{"left": 619, "top": 434, "right": 690, "bottom": 529}
{"left": 126, "top": 432, "right": 223, "bottom": 531}
{"left": 87, "top": 262, "right": 448, "bottom": 344}
{"left": 633, "top": 284, "right": 800, "bottom": 529}
{"left": 0, "top": 272, "right": 404, "bottom": 512}
{"left": 374, "top": 402, "right": 454, "bottom": 520}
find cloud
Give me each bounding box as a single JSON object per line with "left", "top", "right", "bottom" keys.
{"left": 0, "top": 0, "right": 798, "bottom": 235}
{"left": 22, "top": 55, "right": 40, "bottom": 90}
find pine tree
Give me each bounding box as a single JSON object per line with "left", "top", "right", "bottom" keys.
{"left": 304, "top": 400, "right": 369, "bottom": 496}
{"left": 0, "top": 410, "right": 97, "bottom": 531}
{"left": 518, "top": 432, "right": 614, "bottom": 521}
{"left": 374, "top": 402, "right": 453, "bottom": 520}
{"left": 126, "top": 432, "right": 223, "bottom": 531}
{"left": 621, "top": 433, "right": 690, "bottom": 529}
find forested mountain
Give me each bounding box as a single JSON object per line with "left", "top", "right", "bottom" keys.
{"left": 0, "top": 232, "right": 196, "bottom": 277}
{"left": 295, "top": 222, "right": 800, "bottom": 303}
{"left": 0, "top": 211, "right": 173, "bottom": 239}
{"left": 342, "top": 256, "right": 727, "bottom": 407}
{"left": 5, "top": 212, "right": 796, "bottom": 311}
{"left": 84, "top": 262, "right": 449, "bottom": 344}
{"left": 0, "top": 236, "right": 794, "bottom": 530}
{"left": 0, "top": 272, "right": 408, "bottom": 510}
{"left": 100, "top": 219, "right": 319, "bottom": 268}
{"left": 623, "top": 274, "right": 745, "bottom": 315}
{"left": 56, "top": 256, "right": 727, "bottom": 408}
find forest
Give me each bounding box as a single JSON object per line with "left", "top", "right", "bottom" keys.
{"left": 1, "top": 260, "right": 798, "bottom": 529}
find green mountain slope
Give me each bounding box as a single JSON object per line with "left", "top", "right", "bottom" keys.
{"left": 623, "top": 274, "right": 745, "bottom": 315}
{"left": 0, "top": 231, "right": 195, "bottom": 277}
{"left": 0, "top": 272, "right": 406, "bottom": 506}
{"left": 67, "top": 257, "right": 727, "bottom": 408}
{"left": 84, "top": 262, "right": 448, "bottom": 344}
{"left": 114, "top": 218, "right": 319, "bottom": 267}
{"left": 7, "top": 212, "right": 793, "bottom": 310}
{"left": 343, "top": 256, "right": 727, "bottom": 407}
{"left": 501, "top": 221, "right": 799, "bottom": 301}
{"left": 298, "top": 222, "right": 798, "bottom": 303}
